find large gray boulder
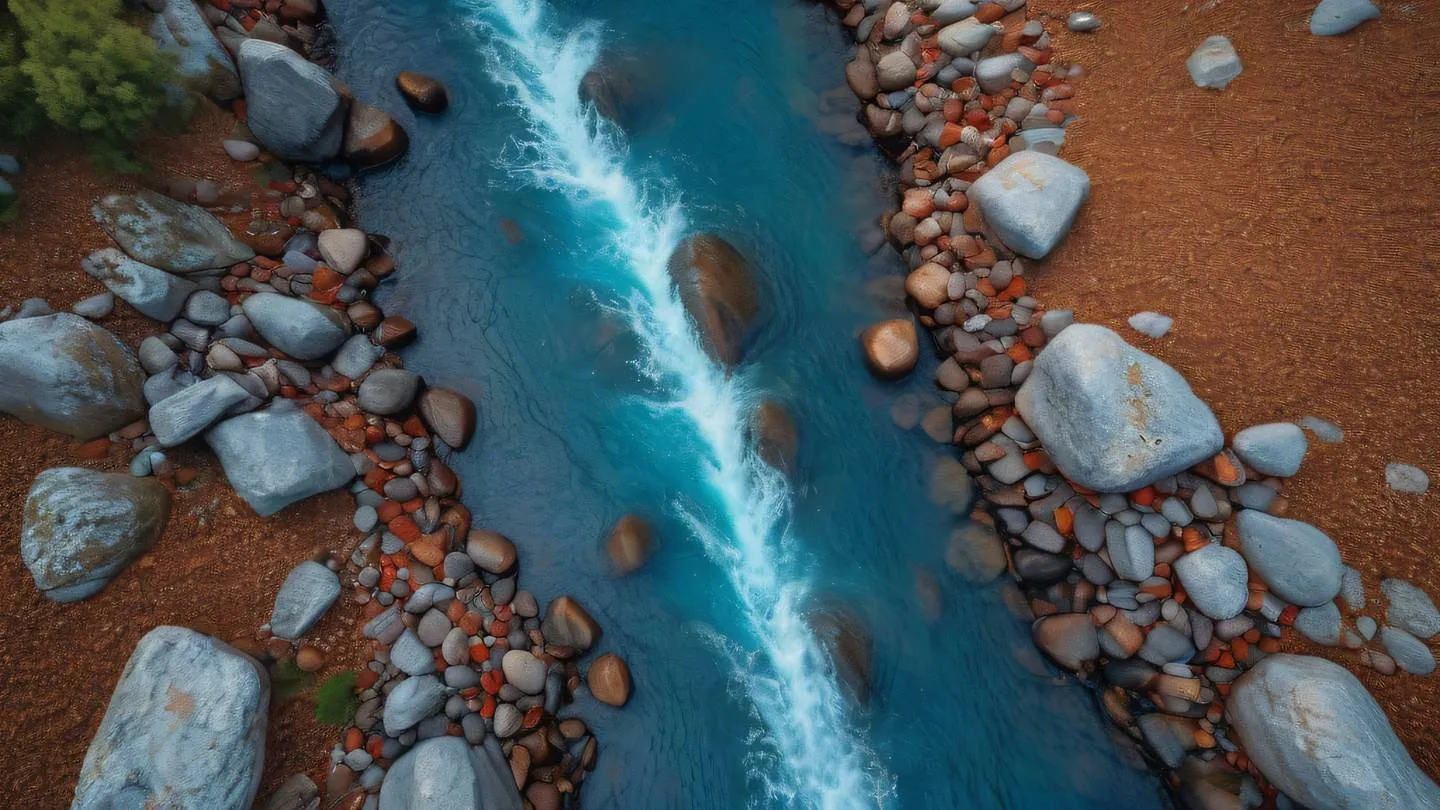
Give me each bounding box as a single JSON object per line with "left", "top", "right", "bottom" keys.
{"left": 73, "top": 627, "right": 268, "bottom": 810}
{"left": 236, "top": 39, "right": 347, "bottom": 163}
{"left": 0, "top": 313, "right": 146, "bottom": 439}
{"left": 93, "top": 190, "right": 254, "bottom": 273}
{"left": 150, "top": 374, "right": 252, "bottom": 447}
{"left": 1235, "top": 510, "right": 1342, "bottom": 607}
{"left": 970, "top": 151, "right": 1089, "bottom": 259}
{"left": 82, "top": 247, "right": 199, "bottom": 322}
{"left": 149, "top": 0, "right": 241, "bottom": 101}
{"left": 666, "top": 234, "right": 758, "bottom": 368}
{"left": 205, "top": 399, "right": 354, "bottom": 516}
{"left": 241, "top": 293, "right": 349, "bottom": 360}
{"left": 1015, "top": 324, "right": 1223, "bottom": 492}
{"left": 21, "top": 468, "right": 170, "bottom": 602}
{"left": 379, "top": 737, "right": 522, "bottom": 810}
{"left": 1228, "top": 654, "right": 1440, "bottom": 809}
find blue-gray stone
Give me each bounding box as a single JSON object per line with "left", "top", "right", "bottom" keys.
{"left": 72, "top": 627, "right": 268, "bottom": 810}
{"left": 1174, "top": 544, "right": 1248, "bottom": 621}
{"left": 1385, "top": 462, "right": 1430, "bottom": 494}
{"left": 1229, "top": 655, "right": 1440, "bottom": 809}
{"left": 332, "top": 333, "right": 385, "bottom": 379}
{"left": 150, "top": 374, "right": 250, "bottom": 447}
{"left": 1232, "top": 422, "right": 1308, "bottom": 477}
{"left": 236, "top": 40, "right": 345, "bottom": 162}
{"left": 1108, "top": 523, "right": 1155, "bottom": 581}
{"left": 357, "top": 368, "right": 421, "bottom": 415}
{"left": 938, "top": 19, "right": 997, "bottom": 56}
{"left": 21, "top": 468, "right": 169, "bottom": 602}
{"left": 970, "top": 151, "right": 1089, "bottom": 259}
{"left": 1010, "top": 127, "right": 1065, "bottom": 155}
{"left": 390, "top": 629, "right": 437, "bottom": 676}
{"left": 149, "top": 0, "right": 240, "bottom": 101}
{"left": 1311, "top": 0, "right": 1380, "bottom": 35}
{"left": 1067, "top": 11, "right": 1101, "bottom": 32}
{"left": 1297, "top": 415, "right": 1344, "bottom": 444}
{"left": 92, "top": 190, "right": 253, "bottom": 273}
{"left": 0, "top": 154, "right": 17, "bottom": 175}
{"left": 1235, "top": 510, "right": 1342, "bottom": 607}
{"left": 378, "top": 737, "right": 521, "bottom": 810}
{"left": 270, "top": 560, "right": 340, "bottom": 640}
{"left": 1139, "top": 624, "right": 1196, "bottom": 666}
{"left": 1294, "top": 602, "right": 1342, "bottom": 646}
{"left": 72, "top": 292, "right": 116, "bottom": 320}
{"left": 1015, "top": 324, "right": 1224, "bottom": 492}
{"left": 184, "top": 290, "right": 232, "bottom": 326}
{"left": 241, "top": 292, "right": 349, "bottom": 361}
{"left": 0, "top": 313, "right": 146, "bottom": 439}
{"left": 205, "top": 399, "right": 354, "bottom": 516}
{"left": 1187, "top": 35, "right": 1243, "bottom": 89}
{"left": 382, "top": 675, "right": 448, "bottom": 735}
{"left": 1381, "top": 578, "right": 1440, "bottom": 639}
{"left": 1380, "top": 627, "right": 1436, "bottom": 675}
{"left": 931, "top": 0, "right": 978, "bottom": 25}
{"left": 975, "top": 52, "right": 1030, "bottom": 94}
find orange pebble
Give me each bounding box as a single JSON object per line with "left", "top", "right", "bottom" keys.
{"left": 1053, "top": 506, "right": 1074, "bottom": 536}
{"left": 344, "top": 727, "right": 363, "bottom": 752}
{"left": 1131, "top": 486, "right": 1156, "bottom": 507}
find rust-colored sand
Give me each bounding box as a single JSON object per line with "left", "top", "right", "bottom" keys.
{"left": 0, "top": 107, "right": 366, "bottom": 806}
{"left": 1031, "top": 0, "right": 1440, "bottom": 775}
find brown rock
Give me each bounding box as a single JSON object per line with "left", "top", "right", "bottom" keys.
{"left": 525, "top": 782, "right": 562, "bottom": 810}
{"left": 294, "top": 645, "right": 325, "bottom": 672}
{"left": 806, "top": 602, "right": 872, "bottom": 705}
{"left": 509, "top": 744, "right": 530, "bottom": 790}
{"left": 374, "top": 315, "right": 416, "bottom": 347}
{"left": 1032, "top": 613, "right": 1100, "bottom": 671}
{"left": 343, "top": 101, "right": 409, "bottom": 167}
{"left": 586, "top": 652, "right": 632, "bottom": 707}
{"left": 242, "top": 219, "right": 294, "bottom": 257}
{"left": 905, "top": 262, "right": 950, "bottom": 310}
{"left": 860, "top": 319, "right": 919, "bottom": 379}
{"left": 347, "top": 302, "right": 382, "bottom": 330}
{"left": 396, "top": 71, "right": 449, "bottom": 113}
{"left": 466, "top": 529, "right": 516, "bottom": 574}
{"left": 541, "top": 596, "right": 601, "bottom": 651}
{"left": 666, "top": 234, "right": 759, "bottom": 368}
{"left": 418, "top": 388, "right": 476, "bottom": 450}
{"left": 844, "top": 50, "right": 879, "bottom": 99}
{"left": 750, "top": 400, "right": 798, "bottom": 475}
{"left": 605, "top": 514, "right": 652, "bottom": 575}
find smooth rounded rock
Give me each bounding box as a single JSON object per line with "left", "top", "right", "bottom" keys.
{"left": 395, "top": 72, "right": 449, "bottom": 113}
{"left": 1235, "top": 510, "right": 1342, "bottom": 607}
{"left": 236, "top": 40, "right": 346, "bottom": 162}
{"left": 875, "top": 51, "right": 917, "bottom": 91}
{"left": 378, "top": 737, "right": 520, "bottom": 810}
{"left": 318, "top": 229, "right": 368, "bottom": 275}
{"left": 1232, "top": 422, "right": 1308, "bottom": 477}
{"left": 1032, "top": 613, "right": 1100, "bottom": 671}
{"left": 1187, "top": 35, "right": 1243, "bottom": 89}
{"left": 1067, "top": 11, "right": 1101, "bottom": 32}
{"left": 241, "top": 293, "right": 350, "bottom": 361}
{"left": 1174, "top": 544, "right": 1248, "bottom": 621}
{"left": 666, "top": 234, "right": 758, "bottom": 367}
{"left": 418, "top": 388, "right": 476, "bottom": 450}
{"left": 587, "top": 652, "right": 632, "bottom": 707}
{"left": 605, "top": 514, "right": 653, "bottom": 575}
{"left": 501, "top": 650, "right": 547, "bottom": 695}
{"left": 1311, "top": 0, "right": 1380, "bottom": 35}
{"left": 1379, "top": 627, "right": 1436, "bottom": 675}
{"left": 466, "top": 530, "right": 516, "bottom": 574}
{"left": 1382, "top": 578, "right": 1440, "bottom": 639}
{"left": 541, "top": 596, "right": 601, "bottom": 652}
{"left": 860, "top": 319, "right": 919, "bottom": 379}
{"left": 357, "top": 369, "right": 421, "bottom": 415}
{"left": 0, "top": 314, "right": 147, "bottom": 439}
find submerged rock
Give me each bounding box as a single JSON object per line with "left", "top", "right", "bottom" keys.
{"left": 378, "top": 737, "right": 520, "bottom": 810}
{"left": 73, "top": 627, "right": 268, "bottom": 810}
{"left": 666, "top": 234, "right": 759, "bottom": 368}
{"left": 236, "top": 39, "right": 346, "bottom": 163}
{"left": 205, "top": 399, "right": 355, "bottom": 516}
{"left": 751, "top": 399, "right": 798, "bottom": 475}
{"left": 0, "top": 313, "right": 147, "bottom": 439}
{"left": 1228, "top": 654, "right": 1440, "bottom": 809}
{"left": 93, "top": 189, "right": 254, "bottom": 273}
{"left": 580, "top": 54, "right": 638, "bottom": 129}
{"left": 860, "top": 319, "right": 919, "bottom": 379}
{"left": 396, "top": 71, "right": 449, "bottom": 113}
{"left": 605, "top": 514, "right": 653, "bottom": 575}
{"left": 970, "top": 151, "right": 1090, "bottom": 259}
{"left": 807, "top": 601, "right": 873, "bottom": 704}
{"left": 1015, "top": 324, "right": 1223, "bottom": 492}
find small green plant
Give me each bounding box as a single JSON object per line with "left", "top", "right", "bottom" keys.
{"left": 315, "top": 670, "right": 360, "bottom": 727}
{"left": 270, "top": 657, "right": 311, "bottom": 701}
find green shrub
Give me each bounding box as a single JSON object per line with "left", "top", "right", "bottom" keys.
{"left": 315, "top": 670, "right": 360, "bottom": 726}
{"left": 270, "top": 657, "right": 312, "bottom": 701}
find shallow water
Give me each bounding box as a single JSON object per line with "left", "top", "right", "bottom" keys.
{"left": 326, "top": 0, "right": 1167, "bottom": 806}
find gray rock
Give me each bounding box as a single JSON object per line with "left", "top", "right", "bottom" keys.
{"left": 1139, "top": 624, "right": 1196, "bottom": 666}
{"left": 937, "top": 20, "right": 997, "bottom": 56}
{"left": 205, "top": 399, "right": 354, "bottom": 516}
{"left": 270, "top": 560, "right": 340, "bottom": 640}
{"left": 1385, "top": 462, "right": 1430, "bottom": 494}
{"left": 1067, "top": 11, "right": 1101, "bottom": 32}
{"left": 1108, "top": 524, "right": 1155, "bottom": 581}
{"left": 318, "top": 228, "right": 367, "bottom": 275}
{"left": 21, "top": 468, "right": 170, "bottom": 602}
{"left": 492, "top": 703, "right": 523, "bottom": 738}
{"left": 139, "top": 335, "right": 180, "bottom": 374}
{"left": 331, "top": 334, "right": 384, "bottom": 379}
{"left": 390, "top": 629, "right": 437, "bottom": 676}
{"left": 14, "top": 297, "right": 53, "bottom": 318}
{"left": 0, "top": 313, "right": 146, "bottom": 439}
{"left": 241, "top": 292, "right": 349, "bottom": 360}
{"left": 1298, "top": 415, "right": 1344, "bottom": 444}
{"left": 93, "top": 189, "right": 253, "bottom": 273}
{"left": 1382, "top": 578, "right": 1440, "bottom": 639}
{"left": 1232, "top": 422, "right": 1308, "bottom": 477}
{"left": 1311, "top": 0, "right": 1380, "bottom": 35}
{"left": 262, "top": 774, "right": 317, "bottom": 810}
{"left": 1380, "top": 627, "right": 1436, "bottom": 675}
{"left": 150, "top": 0, "right": 240, "bottom": 100}
{"left": 931, "top": 0, "right": 978, "bottom": 24}
{"left": 236, "top": 40, "right": 346, "bottom": 162}
{"left": 875, "top": 52, "right": 917, "bottom": 92}
{"left": 1032, "top": 613, "right": 1099, "bottom": 671}
{"left": 1015, "top": 324, "right": 1224, "bottom": 492}
{"left": 150, "top": 374, "right": 251, "bottom": 447}
{"left": 970, "top": 151, "right": 1089, "bottom": 259}
{"left": 1294, "top": 602, "right": 1342, "bottom": 646}
{"left": 1229, "top": 654, "right": 1440, "bottom": 809}
{"left": 73, "top": 627, "right": 268, "bottom": 810}
{"left": 223, "top": 139, "right": 260, "bottom": 161}
{"left": 185, "top": 290, "right": 232, "bottom": 326}
{"left": 378, "top": 737, "right": 521, "bottom": 810}
{"left": 357, "top": 369, "right": 421, "bottom": 415}
{"left": 1187, "top": 35, "right": 1242, "bottom": 89}
{"left": 72, "top": 292, "right": 116, "bottom": 319}
{"left": 382, "top": 675, "right": 448, "bottom": 735}
{"left": 1235, "top": 510, "right": 1342, "bottom": 607}
{"left": 501, "top": 650, "right": 547, "bottom": 695}
{"left": 1174, "top": 544, "right": 1248, "bottom": 621}
{"left": 975, "top": 53, "right": 1029, "bottom": 94}
{"left": 0, "top": 154, "right": 17, "bottom": 175}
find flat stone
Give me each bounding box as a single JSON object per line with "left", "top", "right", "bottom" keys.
{"left": 1382, "top": 578, "right": 1440, "bottom": 639}
{"left": 1235, "top": 510, "right": 1342, "bottom": 607}
{"left": 1174, "top": 544, "right": 1248, "bottom": 621}
{"left": 205, "top": 399, "right": 354, "bottom": 516}
{"left": 1187, "top": 35, "right": 1242, "bottom": 89}
{"left": 970, "top": 151, "right": 1089, "bottom": 259}
{"left": 73, "top": 627, "right": 267, "bottom": 810}
{"left": 82, "top": 248, "right": 198, "bottom": 321}
{"left": 241, "top": 292, "right": 349, "bottom": 360}
{"left": 270, "top": 560, "right": 340, "bottom": 640}
{"left": 861, "top": 319, "right": 918, "bottom": 379}
{"left": 1229, "top": 654, "right": 1440, "bottom": 807}
{"left": 21, "top": 468, "right": 169, "bottom": 602}
{"left": 93, "top": 189, "right": 253, "bottom": 273}
{"left": 0, "top": 314, "right": 147, "bottom": 439}
{"left": 390, "top": 629, "right": 436, "bottom": 676}
{"left": 332, "top": 333, "right": 384, "bottom": 379}
{"left": 378, "top": 737, "right": 521, "bottom": 810}
{"left": 236, "top": 40, "right": 346, "bottom": 162}
{"left": 1311, "top": 0, "right": 1380, "bottom": 35}
{"left": 357, "top": 369, "right": 421, "bottom": 415}
{"left": 72, "top": 292, "right": 116, "bottom": 319}
{"left": 1127, "top": 311, "right": 1172, "bottom": 339}
{"left": 382, "top": 675, "right": 447, "bottom": 735}
{"left": 1016, "top": 324, "right": 1224, "bottom": 492}
{"left": 1385, "top": 462, "right": 1430, "bottom": 494}
{"left": 1380, "top": 627, "right": 1436, "bottom": 675}
{"left": 1294, "top": 602, "right": 1342, "bottom": 646}
{"left": 150, "top": 375, "right": 251, "bottom": 447}
{"left": 1108, "top": 523, "right": 1155, "bottom": 581}
{"left": 501, "top": 650, "right": 547, "bottom": 695}
{"left": 1232, "top": 422, "right": 1308, "bottom": 477}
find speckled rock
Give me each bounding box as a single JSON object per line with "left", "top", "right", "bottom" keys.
{"left": 1174, "top": 544, "right": 1248, "bottom": 621}
{"left": 270, "top": 561, "right": 340, "bottom": 640}
{"left": 205, "top": 399, "right": 354, "bottom": 516}
{"left": 1382, "top": 578, "right": 1440, "bottom": 639}
{"left": 241, "top": 293, "right": 349, "bottom": 360}
{"left": 149, "top": 0, "right": 240, "bottom": 101}
{"left": 1235, "top": 510, "right": 1342, "bottom": 607}
{"left": 1380, "top": 627, "right": 1436, "bottom": 675}
{"left": 970, "top": 152, "right": 1090, "bottom": 259}
{"left": 82, "top": 248, "right": 198, "bottom": 321}
{"left": 378, "top": 737, "right": 520, "bottom": 810}
{"left": 0, "top": 313, "right": 147, "bottom": 439}
{"left": 1232, "top": 422, "right": 1308, "bottom": 477}
{"left": 1293, "top": 602, "right": 1342, "bottom": 646}
{"left": 236, "top": 40, "right": 346, "bottom": 162}
{"left": 382, "top": 675, "right": 447, "bottom": 735}
{"left": 92, "top": 189, "right": 253, "bottom": 273}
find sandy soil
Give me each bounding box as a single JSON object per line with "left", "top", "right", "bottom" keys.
{"left": 1030, "top": 0, "right": 1440, "bottom": 776}
{"left": 0, "top": 106, "right": 366, "bottom": 806}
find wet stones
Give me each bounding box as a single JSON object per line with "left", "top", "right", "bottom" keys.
{"left": 270, "top": 561, "right": 341, "bottom": 640}
{"left": 395, "top": 71, "right": 450, "bottom": 113}
{"left": 1228, "top": 655, "right": 1440, "bottom": 808}
{"left": 1186, "top": 36, "right": 1243, "bottom": 90}
{"left": 241, "top": 292, "right": 350, "bottom": 360}
{"left": 205, "top": 399, "right": 355, "bottom": 516}
{"left": 1231, "top": 422, "right": 1307, "bottom": 477}
{"left": 236, "top": 40, "right": 347, "bottom": 162}
{"left": 1234, "top": 510, "right": 1342, "bottom": 607}
{"left": 807, "top": 602, "right": 873, "bottom": 704}
{"left": 605, "top": 514, "right": 653, "bottom": 575}
{"left": 357, "top": 369, "right": 421, "bottom": 415}
{"left": 343, "top": 101, "right": 410, "bottom": 168}
{"left": 969, "top": 152, "right": 1090, "bottom": 259}
{"left": 1311, "top": 0, "right": 1380, "bottom": 35}
{"left": 92, "top": 190, "right": 254, "bottom": 273}
{"left": 1033, "top": 613, "right": 1099, "bottom": 671}
{"left": 875, "top": 51, "right": 917, "bottom": 91}
{"left": 666, "top": 234, "right": 759, "bottom": 368}
{"left": 21, "top": 468, "right": 170, "bottom": 602}
{"left": 466, "top": 530, "right": 517, "bottom": 574}
{"left": 750, "top": 400, "right": 798, "bottom": 475}
{"left": 378, "top": 737, "right": 520, "bottom": 810}
{"left": 1015, "top": 325, "right": 1223, "bottom": 492}
{"left": 416, "top": 387, "right": 477, "bottom": 449}
{"left": 587, "top": 653, "right": 632, "bottom": 707}
{"left": 860, "top": 319, "right": 919, "bottom": 379}
{"left": 541, "top": 596, "right": 601, "bottom": 653}
{"left": 1173, "top": 544, "right": 1248, "bottom": 621}
{"left": 73, "top": 627, "right": 268, "bottom": 810}
{"left": 0, "top": 313, "right": 147, "bottom": 439}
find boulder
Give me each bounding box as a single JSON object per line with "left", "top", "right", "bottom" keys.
{"left": 378, "top": 737, "right": 521, "bottom": 810}
{"left": 270, "top": 560, "right": 341, "bottom": 639}
{"left": 357, "top": 368, "right": 421, "bottom": 415}
{"left": 205, "top": 399, "right": 355, "bottom": 516}
{"left": 860, "top": 319, "right": 919, "bottom": 379}
{"left": 751, "top": 400, "right": 798, "bottom": 474}
{"left": 21, "top": 468, "right": 170, "bottom": 602}
{"left": 149, "top": 0, "right": 241, "bottom": 101}
{"left": 73, "top": 627, "right": 268, "bottom": 810}
{"left": 396, "top": 71, "right": 449, "bottom": 113}
{"left": 1186, "top": 35, "right": 1243, "bottom": 89}
{"left": 93, "top": 190, "right": 254, "bottom": 273}
{"left": 587, "top": 653, "right": 632, "bottom": 707}
{"left": 605, "top": 514, "right": 653, "bottom": 575}
{"left": 241, "top": 292, "right": 350, "bottom": 360}
{"left": 343, "top": 101, "right": 409, "bottom": 167}
{"left": 579, "top": 54, "right": 638, "bottom": 128}
{"left": 0, "top": 313, "right": 146, "bottom": 439}
{"left": 150, "top": 374, "right": 252, "bottom": 446}
{"left": 1173, "top": 543, "right": 1248, "bottom": 621}
{"left": 236, "top": 39, "right": 347, "bottom": 162}
{"left": 1228, "top": 654, "right": 1440, "bottom": 809}
{"left": 1311, "top": 0, "right": 1380, "bottom": 35}
{"left": 382, "top": 675, "right": 447, "bottom": 735}
{"left": 1234, "top": 510, "right": 1342, "bottom": 607}
{"left": 541, "top": 596, "right": 601, "bottom": 652}
{"left": 1015, "top": 324, "right": 1223, "bottom": 492}
{"left": 666, "top": 234, "right": 759, "bottom": 368}
{"left": 1232, "top": 422, "right": 1307, "bottom": 477}
{"left": 969, "top": 151, "right": 1089, "bottom": 259}
{"left": 419, "top": 388, "right": 477, "bottom": 450}
{"left": 317, "top": 228, "right": 367, "bottom": 275}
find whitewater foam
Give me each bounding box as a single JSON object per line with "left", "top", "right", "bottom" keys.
{"left": 462, "top": 0, "right": 891, "bottom": 806}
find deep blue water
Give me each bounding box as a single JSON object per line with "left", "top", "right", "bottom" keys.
{"left": 326, "top": 0, "right": 1167, "bottom": 806}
